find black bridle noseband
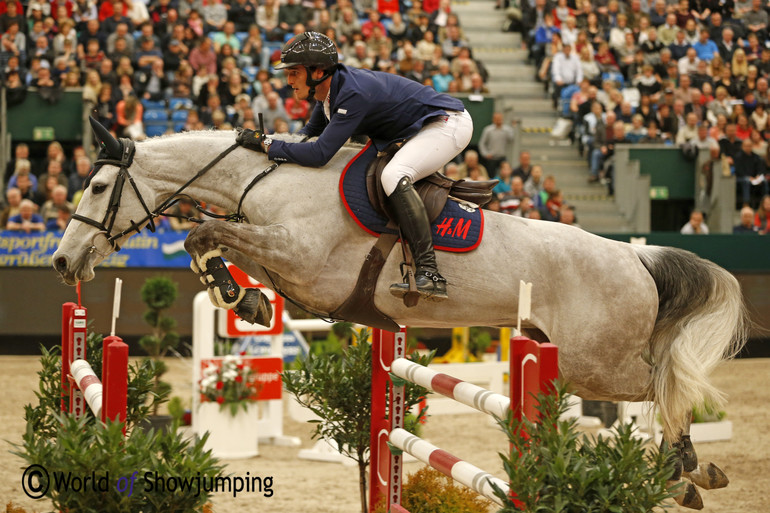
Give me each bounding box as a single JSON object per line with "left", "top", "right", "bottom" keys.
{"left": 71, "top": 138, "right": 254, "bottom": 254}
{"left": 72, "top": 139, "right": 156, "bottom": 252}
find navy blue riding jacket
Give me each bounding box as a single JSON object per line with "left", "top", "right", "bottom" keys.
{"left": 267, "top": 64, "right": 465, "bottom": 167}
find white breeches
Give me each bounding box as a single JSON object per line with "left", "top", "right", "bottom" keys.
{"left": 381, "top": 109, "right": 474, "bottom": 196}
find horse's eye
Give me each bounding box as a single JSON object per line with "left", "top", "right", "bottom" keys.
{"left": 93, "top": 184, "right": 107, "bottom": 194}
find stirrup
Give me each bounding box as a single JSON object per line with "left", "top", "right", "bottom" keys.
{"left": 389, "top": 270, "right": 448, "bottom": 303}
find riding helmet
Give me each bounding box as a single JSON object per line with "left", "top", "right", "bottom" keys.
{"left": 274, "top": 32, "right": 338, "bottom": 71}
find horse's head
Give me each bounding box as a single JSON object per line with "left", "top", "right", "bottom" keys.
{"left": 53, "top": 118, "right": 157, "bottom": 284}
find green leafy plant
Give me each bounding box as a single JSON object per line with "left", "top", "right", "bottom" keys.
{"left": 138, "top": 276, "right": 181, "bottom": 416}
{"left": 692, "top": 404, "right": 727, "bottom": 423}
{"left": 167, "top": 396, "right": 186, "bottom": 425}
{"left": 199, "top": 353, "right": 261, "bottom": 416}
{"left": 468, "top": 327, "right": 493, "bottom": 359}
{"left": 12, "top": 333, "right": 223, "bottom": 512}
{"left": 26, "top": 331, "right": 158, "bottom": 438}
{"left": 283, "top": 327, "right": 431, "bottom": 513}
{"left": 374, "top": 467, "right": 493, "bottom": 513}
{"left": 493, "top": 381, "right": 678, "bottom": 512}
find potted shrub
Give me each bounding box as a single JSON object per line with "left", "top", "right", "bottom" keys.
{"left": 493, "top": 381, "right": 677, "bottom": 512}
{"left": 12, "top": 332, "right": 223, "bottom": 511}
{"left": 197, "top": 353, "right": 262, "bottom": 458}
{"left": 690, "top": 404, "right": 733, "bottom": 442}
{"left": 283, "top": 328, "right": 430, "bottom": 513}
{"left": 138, "top": 276, "right": 181, "bottom": 430}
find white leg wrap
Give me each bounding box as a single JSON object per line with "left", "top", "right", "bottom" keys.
{"left": 190, "top": 260, "right": 208, "bottom": 286}
{"left": 196, "top": 248, "right": 224, "bottom": 272}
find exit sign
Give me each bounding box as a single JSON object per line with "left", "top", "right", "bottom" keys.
{"left": 649, "top": 186, "right": 669, "bottom": 200}
{"left": 33, "top": 127, "right": 55, "bottom": 141}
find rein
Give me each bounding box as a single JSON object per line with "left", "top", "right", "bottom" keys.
{"left": 72, "top": 139, "right": 279, "bottom": 253}
{"left": 72, "top": 132, "right": 329, "bottom": 323}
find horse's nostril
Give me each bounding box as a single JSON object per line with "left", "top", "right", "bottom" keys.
{"left": 55, "top": 256, "right": 68, "bottom": 273}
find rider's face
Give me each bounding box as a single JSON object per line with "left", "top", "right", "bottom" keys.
{"left": 285, "top": 66, "right": 310, "bottom": 100}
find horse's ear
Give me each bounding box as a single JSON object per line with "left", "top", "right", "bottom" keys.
{"left": 89, "top": 116, "right": 122, "bottom": 159}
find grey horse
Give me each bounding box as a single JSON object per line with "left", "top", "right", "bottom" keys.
{"left": 53, "top": 124, "right": 747, "bottom": 509}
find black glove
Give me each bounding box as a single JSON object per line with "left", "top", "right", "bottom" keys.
{"left": 236, "top": 128, "right": 265, "bottom": 153}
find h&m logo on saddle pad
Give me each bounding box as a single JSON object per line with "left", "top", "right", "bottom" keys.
{"left": 339, "top": 143, "right": 484, "bottom": 252}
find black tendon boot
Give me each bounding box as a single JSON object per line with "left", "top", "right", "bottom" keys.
{"left": 388, "top": 178, "right": 448, "bottom": 301}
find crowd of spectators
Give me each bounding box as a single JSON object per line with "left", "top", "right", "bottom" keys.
{"left": 1, "top": 0, "right": 582, "bottom": 231}
{"left": 516, "top": 0, "right": 770, "bottom": 230}
{"left": 482, "top": 148, "right": 579, "bottom": 226}
{"left": 0, "top": 0, "right": 506, "bottom": 231}
{"left": 0, "top": 0, "right": 494, "bottom": 138}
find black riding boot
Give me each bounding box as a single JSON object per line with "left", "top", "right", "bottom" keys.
{"left": 388, "top": 178, "right": 448, "bottom": 301}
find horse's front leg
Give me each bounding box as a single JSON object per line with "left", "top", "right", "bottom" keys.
{"left": 184, "top": 221, "right": 298, "bottom": 326}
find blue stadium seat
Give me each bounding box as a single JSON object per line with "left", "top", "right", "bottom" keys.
{"left": 169, "top": 97, "right": 194, "bottom": 110}
{"left": 145, "top": 124, "right": 168, "bottom": 137}
{"left": 143, "top": 109, "right": 169, "bottom": 122}
{"left": 141, "top": 99, "right": 166, "bottom": 111}
{"left": 236, "top": 32, "right": 248, "bottom": 46}
{"left": 243, "top": 65, "right": 259, "bottom": 82}
{"left": 171, "top": 109, "right": 188, "bottom": 122}
{"left": 173, "top": 122, "right": 186, "bottom": 133}
{"left": 602, "top": 71, "right": 624, "bottom": 88}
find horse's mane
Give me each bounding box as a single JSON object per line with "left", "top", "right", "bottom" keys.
{"left": 140, "top": 129, "right": 368, "bottom": 166}
{"left": 144, "top": 129, "right": 367, "bottom": 149}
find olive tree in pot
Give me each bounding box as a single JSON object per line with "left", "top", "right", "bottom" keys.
{"left": 139, "top": 276, "right": 181, "bottom": 431}
{"left": 283, "top": 327, "right": 430, "bottom": 513}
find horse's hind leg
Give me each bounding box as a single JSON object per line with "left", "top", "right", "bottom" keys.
{"left": 677, "top": 419, "right": 729, "bottom": 491}
{"left": 663, "top": 417, "right": 729, "bottom": 510}
{"left": 660, "top": 416, "right": 703, "bottom": 510}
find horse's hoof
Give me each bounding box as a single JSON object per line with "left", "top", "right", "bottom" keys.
{"left": 686, "top": 462, "right": 729, "bottom": 490}
{"left": 673, "top": 482, "right": 704, "bottom": 510}
{"left": 680, "top": 435, "right": 698, "bottom": 472}
{"left": 234, "top": 288, "right": 273, "bottom": 327}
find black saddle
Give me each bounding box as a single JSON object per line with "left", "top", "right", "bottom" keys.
{"left": 365, "top": 143, "right": 498, "bottom": 223}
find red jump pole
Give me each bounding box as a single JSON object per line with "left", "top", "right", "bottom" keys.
{"left": 369, "top": 327, "right": 407, "bottom": 513}
{"left": 62, "top": 304, "right": 88, "bottom": 418}
{"left": 511, "top": 336, "right": 541, "bottom": 423}
{"left": 370, "top": 328, "right": 391, "bottom": 513}
{"left": 102, "top": 336, "right": 129, "bottom": 434}
{"left": 61, "top": 302, "right": 76, "bottom": 413}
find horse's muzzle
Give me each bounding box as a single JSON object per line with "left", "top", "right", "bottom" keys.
{"left": 52, "top": 253, "right": 83, "bottom": 285}
{"left": 54, "top": 254, "right": 68, "bottom": 275}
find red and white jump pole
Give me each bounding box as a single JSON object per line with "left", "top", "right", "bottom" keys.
{"left": 369, "top": 328, "right": 558, "bottom": 512}
{"left": 390, "top": 358, "right": 510, "bottom": 418}
{"left": 390, "top": 428, "right": 510, "bottom": 506}
{"left": 61, "top": 279, "right": 129, "bottom": 433}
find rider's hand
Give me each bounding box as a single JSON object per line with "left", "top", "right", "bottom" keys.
{"left": 236, "top": 128, "right": 266, "bottom": 153}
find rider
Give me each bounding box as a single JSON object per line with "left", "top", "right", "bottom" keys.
{"left": 237, "top": 32, "right": 473, "bottom": 302}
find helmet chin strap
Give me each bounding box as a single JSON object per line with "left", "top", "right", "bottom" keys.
{"left": 305, "top": 66, "right": 334, "bottom": 100}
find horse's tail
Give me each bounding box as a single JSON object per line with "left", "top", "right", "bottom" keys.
{"left": 633, "top": 245, "right": 748, "bottom": 442}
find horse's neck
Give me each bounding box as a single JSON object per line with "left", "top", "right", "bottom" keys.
{"left": 135, "top": 131, "right": 359, "bottom": 216}
{"left": 137, "top": 132, "right": 273, "bottom": 212}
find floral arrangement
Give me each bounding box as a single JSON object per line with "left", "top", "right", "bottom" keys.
{"left": 199, "top": 354, "right": 260, "bottom": 416}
